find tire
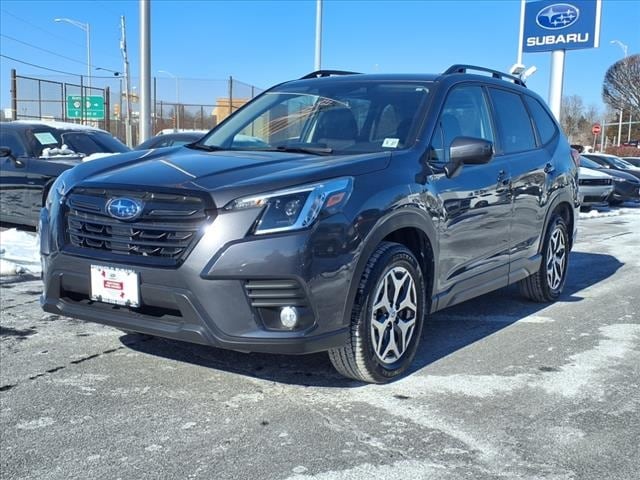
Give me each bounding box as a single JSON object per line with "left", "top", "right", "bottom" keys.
{"left": 519, "top": 214, "right": 569, "bottom": 303}
{"left": 328, "top": 242, "right": 426, "bottom": 383}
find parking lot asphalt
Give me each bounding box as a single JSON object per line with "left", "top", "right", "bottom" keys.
{"left": 1, "top": 210, "right": 639, "bottom": 480}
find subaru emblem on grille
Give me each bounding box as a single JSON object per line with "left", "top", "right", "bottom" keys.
{"left": 106, "top": 197, "right": 143, "bottom": 220}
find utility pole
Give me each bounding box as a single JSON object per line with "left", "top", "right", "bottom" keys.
{"left": 120, "top": 15, "right": 133, "bottom": 147}
{"left": 139, "top": 0, "right": 152, "bottom": 143}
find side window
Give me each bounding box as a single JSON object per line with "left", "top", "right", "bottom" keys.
{"left": 429, "top": 85, "right": 494, "bottom": 163}
{"left": 488, "top": 89, "right": 536, "bottom": 154}
{"left": 524, "top": 96, "right": 558, "bottom": 145}
{"left": 0, "top": 130, "right": 27, "bottom": 156}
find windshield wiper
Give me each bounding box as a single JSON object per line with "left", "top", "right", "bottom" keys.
{"left": 185, "top": 143, "right": 225, "bottom": 152}
{"left": 260, "top": 145, "right": 334, "bottom": 156}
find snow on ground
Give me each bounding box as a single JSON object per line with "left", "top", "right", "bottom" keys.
{"left": 0, "top": 229, "right": 41, "bottom": 276}
{"left": 578, "top": 202, "right": 640, "bottom": 220}
{"left": 0, "top": 201, "right": 637, "bottom": 276}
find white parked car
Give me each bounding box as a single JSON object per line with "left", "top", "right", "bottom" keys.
{"left": 578, "top": 167, "right": 613, "bottom": 210}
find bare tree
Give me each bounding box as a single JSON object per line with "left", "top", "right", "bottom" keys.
{"left": 560, "top": 95, "right": 601, "bottom": 144}
{"left": 602, "top": 54, "right": 640, "bottom": 111}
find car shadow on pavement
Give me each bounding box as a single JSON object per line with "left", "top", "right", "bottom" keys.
{"left": 122, "top": 251, "right": 623, "bottom": 387}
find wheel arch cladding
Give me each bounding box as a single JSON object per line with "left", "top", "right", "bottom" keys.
{"left": 343, "top": 211, "right": 437, "bottom": 327}
{"left": 381, "top": 227, "right": 434, "bottom": 311}
{"left": 551, "top": 201, "right": 575, "bottom": 250}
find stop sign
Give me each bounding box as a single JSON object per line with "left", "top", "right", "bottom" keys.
{"left": 592, "top": 123, "right": 601, "bottom": 135}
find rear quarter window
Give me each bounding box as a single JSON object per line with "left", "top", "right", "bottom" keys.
{"left": 524, "top": 96, "right": 558, "bottom": 145}
{"left": 488, "top": 88, "right": 536, "bottom": 154}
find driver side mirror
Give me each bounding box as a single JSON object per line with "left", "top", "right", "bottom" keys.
{"left": 444, "top": 136, "right": 494, "bottom": 178}
{"left": 0, "top": 146, "right": 24, "bottom": 167}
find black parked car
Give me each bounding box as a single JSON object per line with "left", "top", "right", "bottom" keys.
{"left": 0, "top": 121, "right": 129, "bottom": 227}
{"left": 622, "top": 157, "right": 640, "bottom": 168}
{"left": 582, "top": 153, "right": 640, "bottom": 180}
{"left": 580, "top": 156, "right": 640, "bottom": 205}
{"left": 40, "top": 66, "right": 578, "bottom": 383}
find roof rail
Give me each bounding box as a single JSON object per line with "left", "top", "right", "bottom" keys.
{"left": 443, "top": 64, "right": 527, "bottom": 87}
{"left": 300, "top": 70, "right": 361, "bottom": 79}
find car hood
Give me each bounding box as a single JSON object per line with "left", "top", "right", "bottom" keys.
{"left": 579, "top": 167, "right": 612, "bottom": 179}
{"left": 68, "top": 146, "right": 391, "bottom": 207}
{"left": 595, "top": 168, "right": 640, "bottom": 183}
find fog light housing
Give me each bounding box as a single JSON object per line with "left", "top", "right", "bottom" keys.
{"left": 280, "top": 306, "right": 298, "bottom": 329}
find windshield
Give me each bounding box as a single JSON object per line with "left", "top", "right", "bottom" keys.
{"left": 580, "top": 156, "right": 601, "bottom": 169}
{"left": 198, "top": 80, "right": 431, "bottom": 155}
{"left": 25, "top": 127, "right": 129, "bottom": 157}
{"left": 606, "top": 155, "right": 635, "bottom": 169}
{"left": 62, "top": 131, "right": 129, "bottom": 155}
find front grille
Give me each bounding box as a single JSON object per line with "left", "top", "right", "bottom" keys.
{"left": 583, "top": 195, "right": 608, "bottom": 203}
{"left": 579, "top": 178, "right": 612, "bottom": 186}
{"left": 244, "top": 279, "right": 308, "bottom": 308}
{"left": 64, "top": 187, "right": 213, "bottom": 266}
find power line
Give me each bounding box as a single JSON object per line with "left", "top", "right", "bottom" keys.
{"left": 1, "top": 34, "right": 86, "bottom": 66}
{"left": 0, "top": 8, "right": 84, "bottom": 48}
{"left": 0, "top": 54, "right": 123, "bottom": 80}
{"left": 0, "top": 54, "right": 82, "bottom": 76}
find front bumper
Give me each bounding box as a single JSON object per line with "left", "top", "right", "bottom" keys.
{"left": 40, "top": 206, "right": 355, "bottom": 355}
{"left": 611, "top": 182, "right": 640, "bottom": 202}
{"left": 579, "top": 184, "right": 613, "bottom": 206}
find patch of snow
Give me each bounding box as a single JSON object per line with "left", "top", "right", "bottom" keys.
{"left": 0, "top": 229, "right": 41, "bottom": 276}
{"left": 11, "top": 119, "right": 108, "bottom": 133}
{"left": 579, "top": 204, "right": 640, "bottom": 219}
{"left": 82, "top": 152, "right": 117, "bottom": 162}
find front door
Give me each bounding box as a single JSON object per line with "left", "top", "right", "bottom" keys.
{"left": 427, "top": 84, "right": 512, "bottom": 308}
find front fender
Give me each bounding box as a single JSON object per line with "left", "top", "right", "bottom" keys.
{"left": 341, "top": 207, "right": 438, "bottom": 327}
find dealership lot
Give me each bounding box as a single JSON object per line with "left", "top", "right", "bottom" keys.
{"left": 1, "top": 210, "right": 639, "bottom": 480}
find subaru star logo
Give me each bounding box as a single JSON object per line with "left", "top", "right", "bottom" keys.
{"left": 106, "top": 197, "right": 143, "bottom": 220}
{"left": 536, "top": 3, "right": 580, "bottom": 30}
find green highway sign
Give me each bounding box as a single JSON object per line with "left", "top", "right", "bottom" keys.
{"left": 66, "top": 95, "right": 105, "bottom": 120}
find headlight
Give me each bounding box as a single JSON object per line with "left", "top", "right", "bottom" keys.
{"left": 612, "top": 177, "right": 627, "bottom": 183}
{"left": 226, "top": 177, "right": 353, "bottom": 235}
{"left": 45, "top": 169, "right": 72, "bottom": 210}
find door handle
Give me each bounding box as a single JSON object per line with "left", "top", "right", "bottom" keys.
{"left": 496, "top": 170, "right": 511, "bottom": 193}
{"left": 544, "top": 162, "right": 555, "bottom": 174}
{"left": 497, "top": 170, "right": 510, "bottom": 185}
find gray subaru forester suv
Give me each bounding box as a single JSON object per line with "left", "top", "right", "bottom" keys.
{"left": 41, "top": 65, "right": 579, "bottom": 383}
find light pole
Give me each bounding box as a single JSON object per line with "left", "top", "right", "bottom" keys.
{"left": 315, "top": 0, "right": 322, "bottom": 71}
{"left": 54, "top": 18, "right": 91, "bottom": 88}
{"left": 610, "top": 40, "right": 628, "bottom": 147}
{"left": 158, "top": 70, "right": 179, "bottom": 129}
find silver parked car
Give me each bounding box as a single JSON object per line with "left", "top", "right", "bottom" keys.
{"left": 578, "top": 166, "right": 613, "bottom": 210}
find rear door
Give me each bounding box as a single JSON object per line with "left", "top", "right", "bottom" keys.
{"left": 429, "top": 84, "right": 512, "bottom": 305}
{"left": 486, "top": 88, "right": 550, "bottom": 276}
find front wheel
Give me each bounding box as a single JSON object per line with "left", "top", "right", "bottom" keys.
{"left": 519, "top": 214, "right": 569, "bottom": 302}
{"left": 328, "top": 242, "right": 425, "bottom": 383}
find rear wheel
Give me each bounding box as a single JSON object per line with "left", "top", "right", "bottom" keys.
{"left": 328, "top": 242, "right": 425, "bottom": 383}
{"left": 519, "top": 214, "right": 569, "bottom": 302}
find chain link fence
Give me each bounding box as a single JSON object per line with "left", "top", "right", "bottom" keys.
{"left": 6, "top": 70, "right": 263, "bottom": 147}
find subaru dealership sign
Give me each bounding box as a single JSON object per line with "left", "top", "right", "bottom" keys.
{"left": 523, "top": 0, "right": 602, "bottom": 52}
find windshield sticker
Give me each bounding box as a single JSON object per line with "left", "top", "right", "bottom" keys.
{"left": 382, "top": 138, "right": 400, "bottom": 148}
{"left": 33, "top": 132, "right": 58, "bottom": 145}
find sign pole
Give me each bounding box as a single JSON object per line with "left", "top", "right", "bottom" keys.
{"left": 516, "top": 0, "right": 526, "bottom": 65}
{"left": 548, "top": 50, "right": 565, "bottom": 121}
